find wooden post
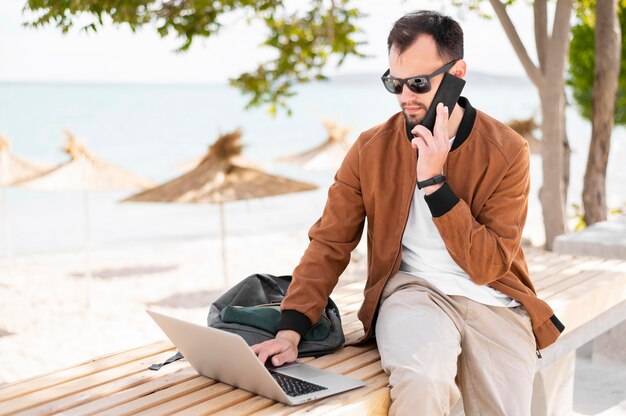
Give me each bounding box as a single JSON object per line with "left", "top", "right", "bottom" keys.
{"left": 219, "top": 201, "right": 228, "bottom": 286}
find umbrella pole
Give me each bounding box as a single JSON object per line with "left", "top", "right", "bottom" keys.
{"left": 83, "top": 188, "right": 93, "bottom": 309}
{"left": 0, "top": 184, "right": 14, "bottom": 278}
{"left": 219, "top": 201, "right": 228, "bottom": 286}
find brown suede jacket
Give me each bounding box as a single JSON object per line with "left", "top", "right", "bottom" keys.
{"left": 278, "top": 98, "right": 564, "bottom": 350}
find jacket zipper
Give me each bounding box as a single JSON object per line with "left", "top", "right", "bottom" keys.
{"left": 373, "top": 151, "right": 417, "bottom": 317}
{"left": 389, "top": 151, "right": 418, "bottom": 280}
{"left": 368, "top": 152, "right": 449, "bottom": 338}
{"left": 385, "top": 154, "right": 449, "bottom": 287}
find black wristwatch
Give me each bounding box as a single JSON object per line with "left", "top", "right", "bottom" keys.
{"left": 417, "top": 174, "right": 447, "bottom": 190}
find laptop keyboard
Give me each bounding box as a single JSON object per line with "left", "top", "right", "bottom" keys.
{"left": 269, "top": 370, "right": 328, "bottom": 397}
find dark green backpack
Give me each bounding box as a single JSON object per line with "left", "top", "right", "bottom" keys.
{"left": 149, "top": 273, "right": 345, "bottom": 371}
{"left": 208, "top": 274, "right": 345, "bottom": 356}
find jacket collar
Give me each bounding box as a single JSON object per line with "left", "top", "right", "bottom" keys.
{"left": 404, "top": 97, "right": 476, "bottom": 152}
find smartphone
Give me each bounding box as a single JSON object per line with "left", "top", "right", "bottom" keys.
{"left": 418, "top": 72, "right": 466, "bottom": 133}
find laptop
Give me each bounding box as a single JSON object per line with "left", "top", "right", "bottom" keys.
{"left": 147, "top": 310, "right": 366, "bottom": 405}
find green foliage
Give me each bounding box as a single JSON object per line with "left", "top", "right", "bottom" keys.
{"left": 568, "top": 0, "right": 626, "bottom": 124}
{"left": 570, "top": 203, "right": 587, "bottom": 231}
{"left": 231, "top": 1, "right": 365, "bottom": 115}
{"left": 23, "top": 0, "right": 365, "bottom": 115}
{"left": 569, "top": 202, "right": 624, "bottom": 231}
{"left": 610, "top": 206, "right": 624, "bottom": 215}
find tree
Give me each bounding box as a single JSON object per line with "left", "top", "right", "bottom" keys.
{"left": 454, "top": 0, "right": 574, "bottom": 250}
{"left": 568, "top": 0, "right": 623, "bottom": 225}
{"left": 23, "top": 0, "right": 365, "bottom": 116}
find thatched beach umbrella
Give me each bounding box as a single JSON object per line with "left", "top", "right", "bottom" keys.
{"left": 0, "top": 134, "right": 50, "bottom": 186}
{"left": 0, "top": 134, "right": 50, "bottom": 268}
{"left": 17, "top": 129, "right": 154, "bottom": 305}
{"left": 276, "top": 119, "right": 352, "bottom": 171}
{"left": 124, "top": 129, "right": 318, "bottom": 284}
{"left": 507, "top": 117, "right": 542, "bottom": 154}
{"left": 174, "top": 151, "right": 262, "bottom": 173}
{"left": 19, "top": 130, "right": 154, "bottom": 191}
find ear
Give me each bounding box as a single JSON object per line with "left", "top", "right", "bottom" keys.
{"left": 451, "top": 60, "right": 467, "bottom": 78}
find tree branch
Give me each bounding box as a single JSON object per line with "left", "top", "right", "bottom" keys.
{"left": 546, "top": 0, "right": 574, "bottom": 76}
{"left": 534, "top": 0, "right": 548, "bottom": 72}
{"left": 488, "top": 0, "right": 543, "bottom": 88}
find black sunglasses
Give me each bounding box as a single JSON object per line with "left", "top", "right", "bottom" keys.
{"left": 381, "top": 60, "right": 459, "bottom": 94}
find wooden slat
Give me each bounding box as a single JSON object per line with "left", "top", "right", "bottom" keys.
{"left": 532, "top": 256, "right": 589, "bottom": 286}
{"left": 169, "top": 346, "right": 380, "bottom": 416}
{"left": 336, "top": 281, "right": 365, "bottom": 295}
{"left": 94, "top": 376, "right": 216, "bottom": 416}
{"left": 289, "top": 373, "right": 390, "bottom": 416}
{"left": 246, "top": 361, "right": 384, "bottom": 416}
{"left": 521, "top": 247, "right": 544, "bottom": 262}
{"left": 0, "top": 341, "right": 173, "bottom": 403}
{"left": 252, "top": 373, "right": 390, "bottom": 416}
{"left": 1, "top": 347, "right": 177, "bottom": 415}
{"left": 0, "top": 341, "right": 170, "bottom": 392}
{"left": 527, "top": 251, "right": 571, "bottom": 275}
{"left": 548, "top": 266, "right": 626, "bottom": 335}
{"left": 131, "top": 381, "right": 238, "bottom": 416}
{"left": 541, "top": 259, "right": 624, "bottom": 300}
{"left": 346, "top": 360, "right": 384, "bottom": 380}
{"left": 174, "top": 391, "right": 275, "bottom": 416}
{"left": 326, "top": 387, "right": 391, "bottom": 416}
{"left": 535, "top": 257, "right": 610, "bottom": 292}
{"left": 45, "top": 364, "right": 197, "bottom": 416}
{"left": 327, "top": 348, "right": 380, "bottom": 375}
{"left": 345, "top": 332, "right": 365, "bottom": 345}
{"left": 100, "top": 346, "right": 374, "bottom": 416}
{"left": 333, "top": 292, "right": 364, "bottom": 306}
{"left": 178, "top": 358, "right": 342, "bottom": 416}
{"left": 166, "top": 382, "right": 256, "bottom": 415}
{"left": 333, "top": 284, "right": 364, "bottom": 298}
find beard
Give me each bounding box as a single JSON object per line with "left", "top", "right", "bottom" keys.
{"left": 401, "top": 102, "right": 428, "bottom": 131}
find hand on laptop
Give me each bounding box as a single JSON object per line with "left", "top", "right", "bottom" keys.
{"left": 252, "top": 329, "right": 301, "bottom": 366}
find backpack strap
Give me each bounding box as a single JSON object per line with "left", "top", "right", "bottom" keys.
{"left": 149, "top": 351, "right": 184, "bottom": 371}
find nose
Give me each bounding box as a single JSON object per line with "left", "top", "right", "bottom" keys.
{"left": 400, "top": 84, "right": 417, "bottom": 102}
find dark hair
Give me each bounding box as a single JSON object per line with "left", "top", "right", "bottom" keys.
{"left": 387, "top": 10, "right": 464, "bottom": 62}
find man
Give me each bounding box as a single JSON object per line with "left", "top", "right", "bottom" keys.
{"left": 252, "top": 10, "right": 564, "bottom": 415}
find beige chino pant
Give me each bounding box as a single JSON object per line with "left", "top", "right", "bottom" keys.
{"left": 375, "top": 271, "right": 537, "bottom": 416}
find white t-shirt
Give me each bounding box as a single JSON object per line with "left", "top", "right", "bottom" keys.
{"left": 400, "top": 140, "right": 519, "bottom": 308}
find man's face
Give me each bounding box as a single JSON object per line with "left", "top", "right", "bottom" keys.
{"left": 388, "top": 35, "right": 447, "bottom": 130}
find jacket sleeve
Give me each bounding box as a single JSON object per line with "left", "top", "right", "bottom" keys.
{"left": 278, "top": 139, "right": 366, "bottom": 338}
{"left": 425, "top": 143, "right": 530, "bottom": 285}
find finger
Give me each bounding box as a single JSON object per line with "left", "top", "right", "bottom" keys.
{"left": 272, "top": 348, "right": 296, "bottom": 366}
{"left": 411, "top": 125, "right": 434, "bottom": 144}
{"left": 256, "top": 343, "right": 282, "bottom": 365}
{"left": 411, "top": 136, "right": 428, "bottom": 152}
{"left": 441, "top": 105, "right": 449, "bottom": 145}
{"left": 434, "top": 103, "right": 447, "bottom": 144}
{"left": 257, "top": 349, "right": 269, "bottom": 365}
{"left": 251, "top": 340, "right": 272, "bottom": 355}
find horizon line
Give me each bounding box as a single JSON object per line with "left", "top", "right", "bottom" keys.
{"left": 0, "top": 69, "right": 530, "bottom": 88}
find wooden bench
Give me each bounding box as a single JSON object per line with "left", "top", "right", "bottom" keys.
{"left": 1, "top": 248, "right": 625, "bottom": 416}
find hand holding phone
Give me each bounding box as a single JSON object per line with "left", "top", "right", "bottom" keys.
{"left": 417, "top": 72, "right": 466, "bottom": 133}
{"left": 410, "top": 73, "right": 465, "bottom": 190}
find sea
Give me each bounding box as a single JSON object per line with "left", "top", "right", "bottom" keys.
{"left": 0, "top": 72, "right": 624, "bottom": 257}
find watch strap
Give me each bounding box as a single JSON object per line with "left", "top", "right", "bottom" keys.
{"left": 417, "top": 174, "right": 447, "bottom": 190}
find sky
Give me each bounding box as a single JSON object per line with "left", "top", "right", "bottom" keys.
{"left": 0, "top": 0, "right": 541, "bottom": 84}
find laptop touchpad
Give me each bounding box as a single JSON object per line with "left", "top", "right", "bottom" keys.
{"left": 275, "top": 364, "right": 328, "bottom": 380}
